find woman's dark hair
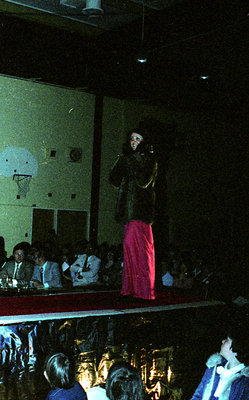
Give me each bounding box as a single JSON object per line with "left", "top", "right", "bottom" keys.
{"left": 228, "top": 325, "right": 249, "bottom": 365}
{"left": 44, "top": 353, "right": 75, "bottom": 389}
{"left": 106, "top": 362, "right": 144, "bottom": 400}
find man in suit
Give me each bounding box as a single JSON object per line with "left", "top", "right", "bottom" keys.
{"left": 0, "top": 242, "right": 34, "bottom": 286}
{"left": 31, "top": 247, "right": 62, "bottom": 289}
{"left": 70, "top": 242, "right": 101, "bottom": 287}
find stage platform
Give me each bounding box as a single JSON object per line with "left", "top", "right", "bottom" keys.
{"left": 0, "top": 288, "right": 224, "bottom": 324}
{"left": 0, "top": 288, "right": 227, "bottom": 399}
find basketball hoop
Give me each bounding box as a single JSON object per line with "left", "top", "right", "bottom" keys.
{"left": 13, "top": 174, "right": 32, "bottom": 198}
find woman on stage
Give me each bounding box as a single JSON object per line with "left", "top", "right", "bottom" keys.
{"left": 110, "top": 129, "right": 158, "bottom": 300}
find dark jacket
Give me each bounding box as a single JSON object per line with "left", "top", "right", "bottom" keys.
{"left": 109, "top": 148, "right": 158, "bottom": 225}
{"left": 46, "top": 381, "right": 87, "bottom": 400}
{"left": 0, "top": 259, "right": 34, "bottom": 284}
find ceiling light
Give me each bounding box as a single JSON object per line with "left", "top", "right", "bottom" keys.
{"left": 136, "top": 4, "right": 147, "bottom": 63}
{"left": 82, "top": 0, "right": 104, "bottom": 16}
{"left": 136, "top": 48, "right": 147, "bottom": 63}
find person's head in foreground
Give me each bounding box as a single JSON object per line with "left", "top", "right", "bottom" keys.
{"left": 44, "top": 353, "right": 75, "bottom": 389}
{"left": 221, "top": 325, "right": 249, "bottom": 367}
{"left": 106, "top": 362, "right": 144, "bottom": 400}
{"left": 190, "top": 323, "right": 249, "bottom": 400}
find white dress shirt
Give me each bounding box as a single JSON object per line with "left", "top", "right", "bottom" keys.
{"left": 70, "top": 254, "right": 101, "bottom": 286}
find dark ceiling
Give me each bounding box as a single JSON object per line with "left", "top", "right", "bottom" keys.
{"left": 0, "top": 0, "right": 249, "bottom": 118}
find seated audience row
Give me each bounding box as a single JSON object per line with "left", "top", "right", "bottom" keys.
{"left": 0, "top": 242, "right": 63, "bottom": 289}
{"left": 160, "top": 246, "right": 224, "bottom": 298}
{"left": 0, "top": 237, "right": 228, "bottom": 298}
{"left": 60, "top": 241, "right": 123, "bottom": 289}
{"left": 0, "top": 239, "right": 123, "bottom": 290}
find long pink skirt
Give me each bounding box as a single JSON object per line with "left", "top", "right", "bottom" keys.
{"left": 120, "top": 220, "right": 155, "bottom": 299}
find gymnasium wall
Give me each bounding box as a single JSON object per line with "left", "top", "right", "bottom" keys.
{"left": 0, "top": 75, "right": 94, "bottom": 255}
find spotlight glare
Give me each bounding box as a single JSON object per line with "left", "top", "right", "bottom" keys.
{"left": 137, "top": 56, "right": 147, "bottom": 63}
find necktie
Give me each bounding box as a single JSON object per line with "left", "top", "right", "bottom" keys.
{"left": 14, "top": 263, "right": 21, "bottom": 279}
{"left": 82, "top": 256, "right": 89, "bottom": 271}
{"left": 40, "top": 267, "right": 43, "bottom": 284}
{"left": 77, "top": 256, "right": 88, "bottom": 279}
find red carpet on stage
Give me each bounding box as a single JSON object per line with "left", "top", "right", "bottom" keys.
{"left": 0, "top": 289, "right": 205, "bottom": 317}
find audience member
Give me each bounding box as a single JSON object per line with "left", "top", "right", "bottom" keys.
{"left": 0, "top": 242, "right": 34, "bottom": 286}
{"left": 31, "top": 247, "right": 62, "bottom": 289}
{"left": 161, "top": 259, "right": 174, "bottom": 287}
{"left": 105, "top": 362, "right": 144, "bottom": 400}
{"left": 191, "top": 256, "right": 204, "bottom": 279}
{"left": 0, "top": 236, "right": 7, "bottom": 269}
{"left": 99, "top": 246, "right": 122, "bottom": 288}
{"left": 98, "top": 241, "right": 109, "bottom": 260}
{"left": 168, "top": 244, "right": 181, "bottom": 276}
{"left": 86, "top": 362, "right": 144, "bottom": 400}
{"left": 59, "top": 244, "right": 76, "bottom": 288}
{"left": 98, "top": 247, "right": 115, "bottom": 285}
{"left": 74, "top": 239, "right": 89, "bottom": 258}
{"left": 108, "top": 251, "right": 123, "bottom": 289}
{"left": 70, "top": 242, "right": 101, "bottom": 287}
{"left": 173, "top": 260, "right": 193, "bottom": 289}
{"left": 197, "top": 263, "right": 215, "bottom": 297}
{"left": 18, "top": 241, "right": 32, "bottom": 259}
{"left": 44, "top": 352, "right": 87, "bottom": 400}
{"left": 190, "top": 325, "right": 249, "bottom": 400}
{"left": 45, "top": 229, "right": 59, "bottom": 261}
{"left": 86, "top": 384, "right": 108, "bottom": 400}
